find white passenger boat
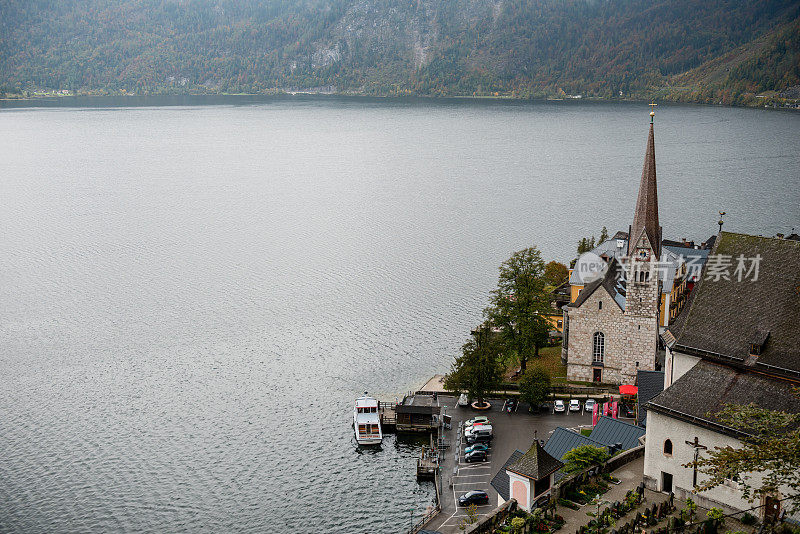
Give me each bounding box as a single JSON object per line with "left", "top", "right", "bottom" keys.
{"left": 354, "top": 393, "right": 383, "bottom": 445}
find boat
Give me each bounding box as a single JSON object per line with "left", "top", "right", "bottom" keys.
{"left": 354, "top": 393, "right": 383, "bottom": 445}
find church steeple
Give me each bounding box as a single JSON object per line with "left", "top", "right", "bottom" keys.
{"left": 628, "top": 112, "right": 662, "bottom": 259}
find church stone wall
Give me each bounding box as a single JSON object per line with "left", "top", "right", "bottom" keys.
{"left": 565, "top": 287, "right": 658, "bottom": 384}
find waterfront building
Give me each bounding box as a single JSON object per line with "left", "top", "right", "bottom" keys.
{"left": 643, "top": 232, "right": 800, "bottom": 522}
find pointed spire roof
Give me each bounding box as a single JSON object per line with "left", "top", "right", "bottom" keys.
{"left": 506, "top": 440, "right": 563, "bottom": 480}
{"left": 628, "top": 119, "right": 661, "bottom": 258}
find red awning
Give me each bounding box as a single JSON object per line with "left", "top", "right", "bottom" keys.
{"left": 619, "top": 385, "right": 638, "bottom": 395}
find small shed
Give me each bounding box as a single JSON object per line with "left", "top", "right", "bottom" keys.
{"left": 503, "top": 441, "right": 563, "bottom": 511}
{"left": 395, "top": 395, "right": 441, "bottom": 432}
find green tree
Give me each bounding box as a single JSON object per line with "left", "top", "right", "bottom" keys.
{"left": 443, "top": 327, "right": 504, "bottom": 407}
{"left": 544, "top": 260, "right": 569, "bottom": 288}
{"left": 598, "top": 226, "right": 609, "bottom": 245}
{"left": 519, "top": 367, "right": 551, "bottom": 408}
{"left": 485, "top": 247, "right": 551, "bottom": 374}
{"left": 577, "top": 236, "right": 597, "bottom": 254}
{"left": 689, "top": 397, "right": 800, "bottom": 512}
{"left": 562, "top": 445, "right": 611, "bottom": 474}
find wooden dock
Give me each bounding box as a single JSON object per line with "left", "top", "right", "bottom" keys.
{"left": 379, "top": 401, "right": 397, "bottom": 432}
{"left": 416, "top": 445, "right": 439, "bottom": 480}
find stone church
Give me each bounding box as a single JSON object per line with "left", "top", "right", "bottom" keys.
{"left": 561, "top": 115, "right": 662, "bottom": 385}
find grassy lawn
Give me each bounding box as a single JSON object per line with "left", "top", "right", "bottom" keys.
{"left": 535, "top": 345, "right": 567, "bottom": 378}
{"left": 504, "top": 344, "right": 567, "bottom": 380}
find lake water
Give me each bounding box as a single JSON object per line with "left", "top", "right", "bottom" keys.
{"left": 1, "top": 96, "right": 798, "bottom": 533}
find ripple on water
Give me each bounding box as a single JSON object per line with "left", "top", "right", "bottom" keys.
{"left": 1, "top": 98, "right": 799, "bottom": 532}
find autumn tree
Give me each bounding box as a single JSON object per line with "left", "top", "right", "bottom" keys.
{"left": 544, "top": 260, "right": 569, "bottom": 287}
{"left": 485, "top": 247, "right": 551, "bottom": 373}
{"left": 689, "top": 398, "right": 800, "bottom": 512}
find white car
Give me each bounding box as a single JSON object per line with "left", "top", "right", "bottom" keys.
{"left": 465, "top": 424, "right": 493, "bottom": 438}
{"left": 584, "top": 399, "right": 596, "bottom": 412}
{"left": 569, "top": 399, "right": 581, "bottom": 412}
{"left": 554, "top": 400, "right": 566, "bottom": 413}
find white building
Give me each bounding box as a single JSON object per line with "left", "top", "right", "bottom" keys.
{"left": 490, "top": 441, "right": 563, "bottom": 510}
{"left": 643, "top": 232, "right": 800, "bottom": 523}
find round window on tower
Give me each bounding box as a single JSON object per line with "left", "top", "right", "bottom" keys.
{"left": 638, "top": 249, "right": 649, "bottom": 260}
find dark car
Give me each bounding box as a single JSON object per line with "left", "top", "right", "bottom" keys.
{"left": 620, "top": 404, "right": 636, "bottom": 418}
{"left": 464, "top": 450, "right": 487, "bottom": 463}
{"left": 458, "top": 490, "right": 490, "bottom": 506}
{"left": 465, "top": 432, "right": 492, "bottom": 445}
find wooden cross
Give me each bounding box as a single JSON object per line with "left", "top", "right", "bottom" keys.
{"left": 685, "top": 436, "right": 707, "bottom": 488}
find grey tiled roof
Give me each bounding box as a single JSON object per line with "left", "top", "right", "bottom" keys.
{"left": 647, "top": 360, "right": 800, "bottom": 436}
{"left": 506, "top": 441, "right": 563, "bottom": 481}
{"left": 636, "top": 370, "right": 665, "bottom": 426}
{"left": 544, "top": 428, "right": 608, "bottom": 481}
{"left": 664, "top": 246, "right": 710, "bottom": 282}
{"left": 491, "top": 450, "right": 524, "bottom": 501}
{"left": 570, "top": 258, "right": 626, "bottom": 310}
{"left": 544, "top": 428, "right": 607, "bottom": 460}
{"left": 667, "top": 232, "right": 800, "bottom": 376}
{"left": 589, "top": 416, "right": 645, "bottom": 449}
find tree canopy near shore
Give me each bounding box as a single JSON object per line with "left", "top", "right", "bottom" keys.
{"left": 519, "top": 366, "right": 551, "bottom": 408}
{"left": 485, "top": 246, "right": 552, "bottom": 373}
{"left": 443, "top": 327, "right": 504, "bottom": 406}
{"left": 2, "top": 0, "right": 798, "bottom": 105}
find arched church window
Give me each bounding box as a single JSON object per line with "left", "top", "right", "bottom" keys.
{"left": 593, "top": 332, "right": 604, "bottom": 363}
{"left": 664, "top": 439, "right": 673, "bottom": 455}
{"left": 599, "top": 301, "right": 603, "bottom": 310}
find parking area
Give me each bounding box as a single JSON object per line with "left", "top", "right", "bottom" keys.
{"left": 423, "top": 397, "right": 595, "bottom": 533}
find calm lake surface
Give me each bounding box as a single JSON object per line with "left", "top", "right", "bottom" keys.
{"left": 1, "top": 96, "right": 798, "bottom": 533}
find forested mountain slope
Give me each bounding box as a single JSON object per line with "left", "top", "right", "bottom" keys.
{"left": 1, "top": 0, "right": 798, "bottom": 105}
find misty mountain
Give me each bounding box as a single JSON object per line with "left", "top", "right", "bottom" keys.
{"left": 1, "top": 0, "right": 798, "bottom": 104}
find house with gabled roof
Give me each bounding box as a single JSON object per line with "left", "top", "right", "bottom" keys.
{"left": 644, "top": 232, "right": 800, "bottom": 523}
{"left": 490, "top": 441, "right": 563, "bottom": 510}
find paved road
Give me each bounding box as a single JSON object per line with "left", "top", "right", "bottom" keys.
{"left": 423, "top": 397, "right": 594, "bottom": 533}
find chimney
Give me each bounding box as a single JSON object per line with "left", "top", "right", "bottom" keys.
{"left": 745, "top": 330, "right": 769, "bottom": 366}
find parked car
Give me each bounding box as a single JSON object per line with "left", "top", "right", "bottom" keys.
{"left": 465, "top": 425, "right": 493, "bottom": 440}
{"left": 584, "top": 399, "right": 596, "bottom": 412}
{"left": 553, "top": 400, "right": 566, "bottom": 413}
{"left": 569, "top": 399, "right": 581, "bottom": 412}
{"left": 464, "top": 443, "right": 489, "bottom": 455}
{"left": 619, "top": 404, "right": 636, "bottom": 418}
{"left": 465, "top": 416, "right": 489, "bottom": 426}
{"left": 458, "top": 394, "right": 469, "bottom": 407}
{"left": 464, "top": 423, "right": 489, "bottom": 437}
{"left": 458, "top": 490, "right": 490, "bottom": 506}
{"left": 465, "top": 432, "right": 493, "bottom": 445}
{"left": 464, "top": 450, "right": 488, "bottom": 463}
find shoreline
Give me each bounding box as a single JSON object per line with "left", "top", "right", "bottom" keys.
{"left": 1, "top": 91, "right": 798, "bottom": 112}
